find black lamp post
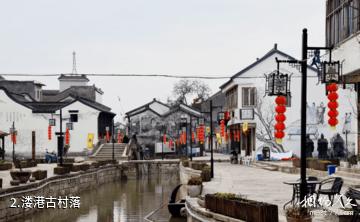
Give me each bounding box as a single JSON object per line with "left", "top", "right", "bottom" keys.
{"left": 268, "top": 29, "right": 338, "bottom": 206}
{"left": 180, "top": 115, "right": 188, "bottom": 157}
{"left": 10, "top": 122, "right": 16, "bottom": 163}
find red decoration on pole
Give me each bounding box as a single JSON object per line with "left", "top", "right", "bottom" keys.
{"left": 106, "top": 130, "right": 110, "bottom": 142}
{"left": 220, "top": 120, "right": 225, "bottom": 137}
{"left": 48, "top": 125, "right": 52, "bottom": 140}
{"left": 117, "top": 132, "right": 122, "bottom": 143}
{"left": 169, "top": 139, "right": 173, "bottom": 150}
{"left": 327, "top": 83, "right": 339, "bottom": 128}
{"left": 65, "top": 128, "right": 70, "bottom": 145}
{"left": 11, "top": 132, "right": 16, "bottom": 144}
{"left": 191, "top": 132, "right": 195, "bottom": 143}
{"left": 163, "top": 133, "right": 167, "bottom": 144}
{"left": 274, "top": 95, "right": 287, "bottom": 144}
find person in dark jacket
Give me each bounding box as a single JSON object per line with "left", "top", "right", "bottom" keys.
{"left": 306, "top": 134, "right": 314, "bottom": 158}
{"left": 332, "top": 133, "right": 345, "bottom": 158}
{"left": 317, "top": 134, "right": 328, "bottom": 159}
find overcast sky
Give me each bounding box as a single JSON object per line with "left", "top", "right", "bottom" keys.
{"left": 0, "top": 0, "right": 325, "bottom": 121}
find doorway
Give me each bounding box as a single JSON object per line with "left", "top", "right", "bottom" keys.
{"left": 241, "top": 125, "right": 255, "bottom": 156}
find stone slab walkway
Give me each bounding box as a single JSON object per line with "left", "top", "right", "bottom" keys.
{"left": 201, "top": 162, "right": 349, "bottom": 222}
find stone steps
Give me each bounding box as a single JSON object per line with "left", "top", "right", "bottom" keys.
{"left": 91, "top": 143, "right": 127, "bottom": 160}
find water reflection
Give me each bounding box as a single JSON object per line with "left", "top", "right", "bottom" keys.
{"left": 23, "top": 173, "right": 185, "bottom": 222}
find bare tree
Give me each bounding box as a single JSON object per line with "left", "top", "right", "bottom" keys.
{"left": 254, "top": 93, "right": 285, "bottom": 152}
{"left": 172, "top": 79, "right": 211, "bottom": 105}
{"left": 193, "top": 80, "right": 211, "bottom": 101}
{"left": 172, "top": 79, "right": 194, "bottom": 104}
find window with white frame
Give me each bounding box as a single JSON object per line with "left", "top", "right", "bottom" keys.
{"left": 225, "top": 86, "right": 238, "bottom": 109}
{"left": 326, "top": 0, "right": 360, "bottom": 47}
{"left": 242, "top": 87, "right": 256, "bottom": 107}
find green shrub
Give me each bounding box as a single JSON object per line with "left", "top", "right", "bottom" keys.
{"left": 188, "top": 176, "right": 202, "bottom": 185}
{"left": 201, "top": 166, "right": 211, "bottom": 182}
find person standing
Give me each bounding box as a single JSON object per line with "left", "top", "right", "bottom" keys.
{"left": 317, "top": 134, "right": 328, "bottom": 159}
{"left": 306, "top": 134, "right": 314, "bottom": 158}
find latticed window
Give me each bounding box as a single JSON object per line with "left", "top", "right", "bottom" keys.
{"left": 225, "top": 86, "right": 238, "bottom": 109}
{"left": 326, "top": 0, "right": 360, "bottom": 46}
{"left": 242, "top": 87, "right": 256, "bottom": 107}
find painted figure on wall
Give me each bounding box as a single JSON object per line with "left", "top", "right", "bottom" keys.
{"left": 316, "top": 102, "right": 326, "bottom": 125}
{"left": 342, "top": 112, "right": 352, "bottom": 134}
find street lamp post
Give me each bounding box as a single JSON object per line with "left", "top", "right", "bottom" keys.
{"left": 10, "top": 122, "right": 16, "bottom": 163}
{"left": 269, "top": 29, "right": 337, "bottom": 205}
{"left": 112, "top": 120, "right": 115, "bottom": 161}
{"left": 210, "top": 100, "right": 214, "bottom": 178}
{"left": 189, "top": 117, "right": 193, "bottom": 161}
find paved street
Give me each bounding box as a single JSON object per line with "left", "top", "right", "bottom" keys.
{"left": 202, "top": 162, "right": 347, "bottom": 221}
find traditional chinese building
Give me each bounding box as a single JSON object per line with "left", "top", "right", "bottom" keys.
{"left": 219, "top": 44, "right": 357, "bottom": 157}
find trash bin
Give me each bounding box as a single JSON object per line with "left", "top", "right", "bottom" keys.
{"left": 327, "top": 165, "right": 336, "bottom": 175}
{"left": 262, "top": 147, "right": 270, "bottom": 161}
{"left": 257, "top": 154, "right": 263, "bottom": 161}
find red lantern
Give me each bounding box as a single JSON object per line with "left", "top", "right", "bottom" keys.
{"left": 65, "top": 128, "right": 70, "bottom": 145}
{"left": 169, "top": 139, "right": 174, "bottom": 150}
{"left": 275, "top": 114, "right": 286, "bottom": 122}
{"left": 327, "top": 101, "right": 338, "bottom": 109}
{"left": 48, "top": 125, "right": 52, "bottom": 140}
{"left": 328, "top": 83, "right": 338, "bottom": 92}
{"left": 275, "top": 122, "right": 285, "bottom": 131}
{"left": 163, "top": 133, "right": 167, "bottom": 144}
{"left": 106, "top": 130, "right": 110, "bottom": 142}
{"left": 275, "top": 96, "right": 287, "bottom": 105}
{"left": 220, "top": 120, "right": 225, "bottom": 137}
{"left": 274, "top": 131, "right": 285, "bottom": 139}
{"left": 327, "top": 110, "right": 339, "bottom": 118}
{"left": 328, "top": 118, "right": 338, "bottom": 126}
{"left": 275, "top": 105, "right": 286, "bottom": 113}
{"left": 327, "top": 92, "right": 338, "bottom": 101}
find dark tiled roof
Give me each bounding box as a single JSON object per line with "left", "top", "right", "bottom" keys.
{"left": 58, "top": 74, "right": 89, "bottom": 81}
{"left": 125, "top": 98, "right": 170, "bottom": 117}
{"left": 42, "top": 86, "right": 97, "bottom": 102}
{"left": 220, "top": 46, "right": 318, "bottom": 89}
{"left": 0, "top": 75, "right": 5, "bottom": 80}
{"left": 25, "top": 102, "right": 68, "bottom": 113}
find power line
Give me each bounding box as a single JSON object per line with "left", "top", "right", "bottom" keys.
{"left": 0, "top": 73, "right": 319, "bottom": 79}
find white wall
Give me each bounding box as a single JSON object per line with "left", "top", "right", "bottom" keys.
{"left": 331, "top": 34, "right": 360, "bottom": 75}
{"left": 53, "top": 101, "right": 100, "bottom": 153}
{"left": 0, "top": 89, "right": 100, "bottom": 157}
{"left": 222, "top": 52, "right": 358, "bottom": 156}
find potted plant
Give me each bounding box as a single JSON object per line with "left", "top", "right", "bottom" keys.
{"left": 187, "top": 176, "right": 202, "bottom": 197}
{"left": 285, "top": 206, "right": 312, "bottom": 222}
{"left": 10, "top": 159, "right": 31, "bottom": 183}
{"left": 0, "top": 160, "right": 13, "bottom": 171}
{"left": 201, "top": 166, "right": 211, "bottom": 182}
{"left": 32, "top": 170, "right": 47, "bottom": 180}
{"left": 348, "top": 155, "right": 357, "bottom": 169}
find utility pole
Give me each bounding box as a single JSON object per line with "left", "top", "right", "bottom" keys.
{"left": 112, "top": 120, "right": 115, "bottom": 161}
{"left": 57, "top": 109, "right": 64, "bottom": 166}
{"left": 12, "top": 121, "right": 15, "bottom": 163}
{"left": 189, "top": 117, "right": 193, "bottom": 161}
{"left": 299, "top": 28, "right": 308, "bottom": 204}
{"left": 210, "top": 100, "right": 214, "bottom": 178}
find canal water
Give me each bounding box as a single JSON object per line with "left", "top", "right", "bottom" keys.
{"left": 22, "top": 173, "right": 186, "bottom": 222}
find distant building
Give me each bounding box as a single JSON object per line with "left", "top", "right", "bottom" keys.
{"left": 0, "top": 74, "right": 115, "bottom": 156}
{"left": 325, "top": 0, "right": 360, "bottom": 153}
{"left": 125, "top": 99, "right": 203, "bottom": 154}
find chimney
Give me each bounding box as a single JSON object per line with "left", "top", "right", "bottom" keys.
{"left": 274, "top": 43, "right": 278, "bottom": 50}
